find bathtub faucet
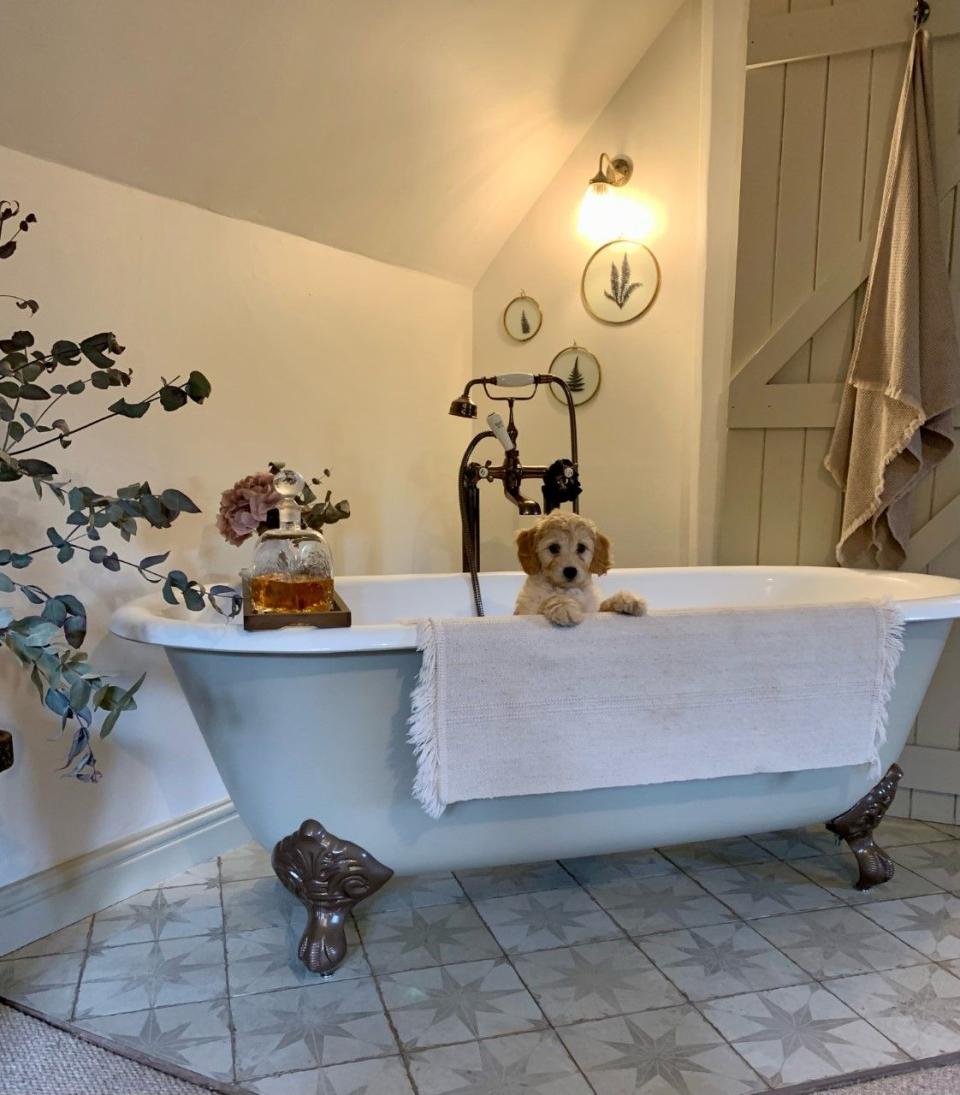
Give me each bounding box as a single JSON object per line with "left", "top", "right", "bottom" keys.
{"left": 449, "top": 373, "right": 580, "bottom": 612}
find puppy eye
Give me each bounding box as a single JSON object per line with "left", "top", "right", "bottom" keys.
{"left": 547, "top": 543, "right": 561, "bottom": 555}
{"left": 576, "top": 543, "right": 587, "bottom": 555}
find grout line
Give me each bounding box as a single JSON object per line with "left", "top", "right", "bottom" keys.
{"left": 66, "top": 912, "right": 96, "bottom": 1022}
{"left": 215, "top": 855, "right": 240, "bottom": 1086}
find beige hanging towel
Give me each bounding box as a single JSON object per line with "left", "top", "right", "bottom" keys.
{"left": 825, "top": 29, "right": 960, "bottom": 570}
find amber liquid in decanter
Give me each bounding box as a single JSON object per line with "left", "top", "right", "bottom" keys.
{"left": 248, "top": 574, "right": 334, "bottom": 614}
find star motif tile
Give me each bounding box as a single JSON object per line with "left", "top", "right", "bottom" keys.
{"left": 379, "top": 957, "right": 544, "bottom": 1049}
{"left": 691, "top": 861, "right": 841, "bottom": 919}
{"left": 90, "top": 886, "right": 223, "bottom": 948}
{"left": 75, "top": 998, "right": 234, "bottom": 1081}
{"left": 232, "top": 976, "right": 397, "bottom": 1080}
{"left": 751, "top": 906, "right": 927, "bottom": 977}
{"left": 158, "top": 856, "right": 220, "bottom": 890}
{"left": 749, "top": 827, "right": 843, "bottom": 861}
{"left": 702, "top": 983, "right": 906, "bottom": 1086}
{"left": 512, "top": 939, "right": 684, "bottom": 1025}
{"left": 0, "top": 951, "right": 84, "bottom": 1020}
{"left": 791, "top": 853, "right": 942, "bottom": 905}
{"left": 661, "top": 837, "right": 773, "bottom": 872}
{"left": 474, "top": 887, "right": 621, "bottom": 954}
{"left": 409, "top": 1030, "right": 593, "bottom": 1095}
{"left": 825, "top": 963, "right": 960, "bottom": 1058}
{"left": 891, "top": 842, "right": 960, "bottom": 891}
{"left": 587, "top": 872, "right": 735, "bottom": 936}
{"left": 558, "top": 1004, "right": 763, "bottom": 1095}
{"left": 560, "top": 850, "right": 678, "bottom": 886}
{"left": 1, "top": 917, "right": 91, "bottom": 960}
{"left": 876, "top": 818, "right": 952, "bottom": 847}
{"left": 227, "top": 921, "right": 366, "bottom": 995}
{"left": 638, "top": 921, "right": 808, "bottom": 1001}
{"left": 364, "top": 872, "right": 465, "bottom": 913}
{"left": 355, "top": 901, "right": 502, "bottom": 975}
{"left": 222, "top": 876, "right": 304, "bottom": 934}
{"left": 858, "top": 894, "right": 960, "bottom": 960}
{"left": 455, "top": 861, "right": 578, "bottom": 900}
{"left": 76, "top": 934, "right": 227, "bottom": 1018}
{"left": 246, "top": 1056, "right": 414, "bottom": 1095}
{"left": 219, "top": 841, "right": 275, "bottom": 883}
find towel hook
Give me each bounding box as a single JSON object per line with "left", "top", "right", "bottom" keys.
{"left": 914, "top": 0, "right": 930, "bottom": 27}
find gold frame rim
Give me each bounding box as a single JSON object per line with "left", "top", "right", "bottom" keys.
{"left": 580, "top": 239, "right": 661, "bottom": 325}
{"left": 502, "top": 294, "right": 543, "bottom": 342}
{"left": 547, "top": 344, "right": 601, "bottom": 407}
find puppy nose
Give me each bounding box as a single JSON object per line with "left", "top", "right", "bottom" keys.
{"left": 562, "top": 566, "right": 578, "bottom": 581}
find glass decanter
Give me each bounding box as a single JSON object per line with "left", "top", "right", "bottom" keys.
{"left": 246, "top": 469, "right": 334, "bottom": 614}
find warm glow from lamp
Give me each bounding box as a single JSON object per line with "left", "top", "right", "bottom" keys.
{"left": 577, "top": 153, "right": 656, "bottom": 244}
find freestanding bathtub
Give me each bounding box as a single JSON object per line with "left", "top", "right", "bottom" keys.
{"left": 113, "top": 566, "right": 960, "bottom": 972}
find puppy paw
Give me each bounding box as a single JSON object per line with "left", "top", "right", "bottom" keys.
{"left": 542, "top": 594, "right": 585, "bottom": 627}
{"left": 599, "top": 592, "right": 647, "bottom": 617}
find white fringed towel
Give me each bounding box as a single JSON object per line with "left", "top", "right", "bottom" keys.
{"left": 408, "top": 602, "right": 904, "bottom": 818}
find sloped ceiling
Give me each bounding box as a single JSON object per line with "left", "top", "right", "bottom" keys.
{"left": 0, "top": 0, "right": 683, "bottom": 284}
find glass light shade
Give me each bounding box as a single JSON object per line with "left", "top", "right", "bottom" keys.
{"left": 578, "top": 181, "right": 657, "bottom": 245}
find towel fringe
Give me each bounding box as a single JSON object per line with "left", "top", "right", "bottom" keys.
{"left": 407, "top": 619, "right": 446, "bottom": 818}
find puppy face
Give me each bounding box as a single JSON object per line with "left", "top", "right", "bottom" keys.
{"left": 516, "top": 513, "right": 611, "bottom": 587}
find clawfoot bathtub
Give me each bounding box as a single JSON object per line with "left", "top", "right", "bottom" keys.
{"left": 113, "top": 566, "right": 960, "bottom": 973}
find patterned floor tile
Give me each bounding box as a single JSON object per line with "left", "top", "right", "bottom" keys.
{"left": 223, "top": 876, "right": 308, "bottom": 934}
{"left": 0, "top": 951, "right": 84, "bottom": 1020}
{"left": 877, "top": 818, "right": 953, "bottom": 847}
{"left": 749, "top": 826, "right": 843, "bottom": 861}
{"left": 356, "top": 902, "right": 502, "bottom": 975}
{"left": 227, "top": 922, "right": 367, "bottom": 994}
{"left": 246, "top": 1056, "right": 414, "bottom": 1095}
{"left": 474, "top": 887, "right": 621, "bottom": 954}
{"left": 232, "top": 976, "right": 396, "bottom": 1080}
{"left": 638, "top": 921, "right": 808, "bottom": 1001}
{"left": 158, "top": 857, "right": 220, "bottom": 890}
{"left": 455, "top": 861, "right": 578, "bottom": 900}
{"left": 692, "top": 861, "right": 841, "bottom": 919}
{"left": 890, "top": 842, "right": 960, "bottom": 890}
{"left": 219, "top": 841, "right": 274, "bottom": 883}
{"left": 558, "top": 1004, "right": 763, "bottom": 1094}
{"left": 825, "top": 962, "right": 960, "bottom": 1058}
{"left": 927, "top": 821, "right": 960, "bottom": 838}
{"left": 791, "top": 853, "right": 943, "bottom": 905}
{"left": 752, "top": 906, "right": 927, "bottom": 977}
{"left": 379, "top": 957, "right": 545, "bottom": 1049}
{"left": 364, "top": 872, "right": 465, "bottom": 913}
{"left": 409, "top": 1030, "right": 592, "bottom": 1095}
{"left": 512, "top": 939, "right": 684, "bottom": 1025}
{"left": 588, "top": 873, "right": 736, "bottom": 937}
{"left": 90, "top": 886, "right": 223, "bottom": 948}
{"left": 1, "top": 917, "right": 91, "bottom": 960}
{"left": 560, "top": 850, "right": 677, "bottom": 886}
{"left": 76, "top": 934, "right": 227, "bottom": 1018}
{"left": 661, "top": 837, "right": 773, "bottom": 872}
{"left": 75, "top": 998, "right": 234, "bottom": 1081}
{"left": 858, "top": 893, "right": 960, "bottom": 961}
{"left": 701, "top": 983, "right": 907, "bottom": 1087}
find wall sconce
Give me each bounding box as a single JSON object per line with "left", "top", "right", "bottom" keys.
{"left": 578, "top": 153, "right": 634, "bottom": 243}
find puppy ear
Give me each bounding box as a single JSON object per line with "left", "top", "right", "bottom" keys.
{"left": 516, "top": 528, "right": 541, "bottom": 575}
{"left": 590, "top": 533, "right": 612, "bottom": 575}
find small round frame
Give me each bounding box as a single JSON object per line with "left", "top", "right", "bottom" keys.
{"left": 548, "top": 344, "right": 601, "bottom": 407}
{"left": 581, "top": 239, "right": 660, "bottom": 325}
{"left": 502, "top": 293, "right": 543, "bottom": 342}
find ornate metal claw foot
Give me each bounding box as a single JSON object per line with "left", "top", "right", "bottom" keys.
{"left": 272, "top": 820, "right": 393, "bottom": 974}
{"left": 826, "top": 764, "right": 903, "bottom": 891}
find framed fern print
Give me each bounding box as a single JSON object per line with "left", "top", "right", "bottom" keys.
{"left": 548, "top": 344, "right": 601, "bottom": 407}
{"left": 581, "top": 239, "right": 659, "bottom": 324}
{"left": 502, "top": 293, "right": 542, "bottom": 342}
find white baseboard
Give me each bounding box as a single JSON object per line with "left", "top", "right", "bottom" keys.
{"left": 0, "top": 800, "right": 248, "bottom": 956}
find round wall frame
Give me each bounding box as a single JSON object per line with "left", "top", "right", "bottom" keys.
{"left": 502, "top": 293, "right": 543, "bottom": 342}
{"left": 548, "top": 344, "right": 601, "bottom": 407}
{"left": 581, "top": 239, "right": 660, "bottom": 325}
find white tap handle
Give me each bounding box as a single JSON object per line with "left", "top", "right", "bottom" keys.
{"left": 492, "top": 373, "right": 537, "bottom": 387}
{"left": 486, "top": 412, "right": 515, "bottom": 452}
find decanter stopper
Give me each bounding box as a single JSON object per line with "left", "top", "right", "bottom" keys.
{"left": 274, "top": 468, "right": 305, "bottom": 529}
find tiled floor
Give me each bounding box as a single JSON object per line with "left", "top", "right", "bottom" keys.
{"left": 7, "top": 820, "right": 960, "bottom": 1093}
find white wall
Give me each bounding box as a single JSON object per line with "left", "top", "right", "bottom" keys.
{"left": 0, "top": 146, "right": 471, "bottom": 887}
{"left": 472, "top": 0, "right": 710, "bottom": 571}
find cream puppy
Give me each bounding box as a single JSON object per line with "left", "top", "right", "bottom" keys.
{"left": 513, "top": 512, "right": 646, "bottom": 627}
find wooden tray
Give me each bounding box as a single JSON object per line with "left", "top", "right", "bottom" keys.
{"left": 243, "top": 591, "right": 352, "bottom": 632}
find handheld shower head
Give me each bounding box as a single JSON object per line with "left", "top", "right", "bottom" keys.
{"left": 448, "top": 393, "right": 477, "bottom": 418}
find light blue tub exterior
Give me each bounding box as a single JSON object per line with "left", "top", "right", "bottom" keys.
{"left": 113, "top": 567, "right": 960, "bottom": 874}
